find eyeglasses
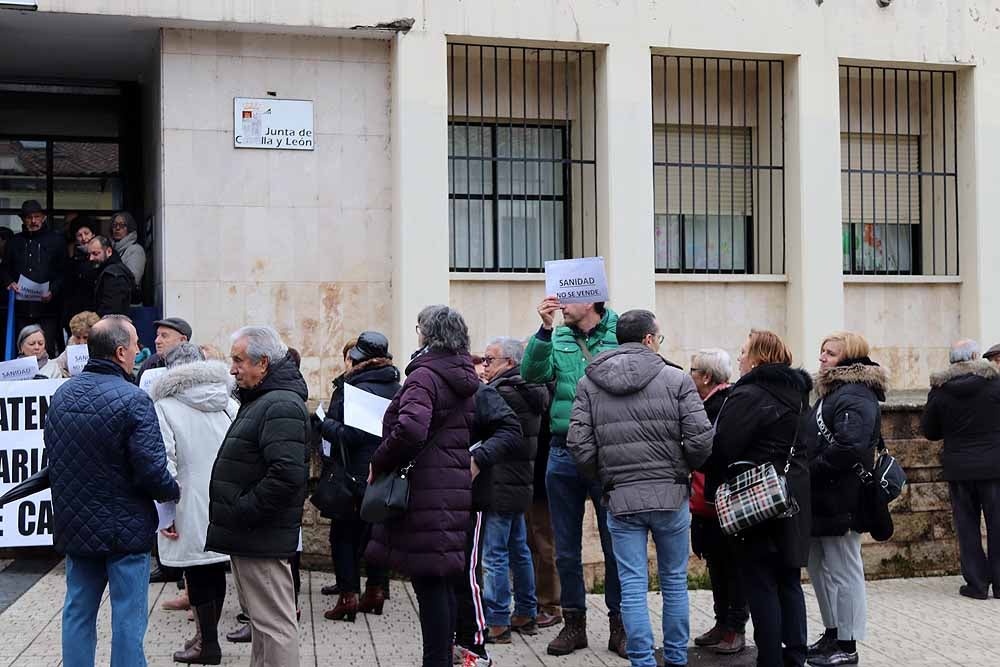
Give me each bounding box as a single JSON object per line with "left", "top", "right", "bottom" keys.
{"left": 111, "top": 221, "right": 127, "bottom": 229}
{"left": 690, "top": 367, "right": 704, "bottom": 374}
{"left": 482, "top": 356, "right": 510, "bottom": 367}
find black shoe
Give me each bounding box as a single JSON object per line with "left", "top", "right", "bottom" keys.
{"left": 321, "top": 583, "right": 340, "bottom": 596}
{"left": 960, "top": 584, "right": 989, "bottom": 600}
{"left": 807, "top": 632, "right": 838, "bottom": 658}
{"left": 807, "top": 650, "right": 859, "bottom": 666}
{"left": 149, "top": 565, "right": 167, "bottom": 583}
{"left": 236, "top": 612, "right": 250, "bottom": 624}
{"left": 226, "top": 624, "right": 251, "bottom": 643}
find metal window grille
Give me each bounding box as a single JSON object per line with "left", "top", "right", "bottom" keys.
{"left": 448, "top": 43, "right": 598, "bottom": 272}
{"left": 839, "top": 66, "right": 958, "bottom": 275}
{"left": 652, "top": 55, "right": 785, "bottom": 274}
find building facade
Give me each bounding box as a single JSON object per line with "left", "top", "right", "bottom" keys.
{"left": 0, "top": 0, "right": 994, "bottom": 575}
{"left": 1, "top": 0, "right": 995, "bottom": 393}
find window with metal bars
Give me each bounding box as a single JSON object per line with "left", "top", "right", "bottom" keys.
{"left": 448, "top": 43, "right": 597, "bottom": 272}
{"left": 839, "top": 65, "right": 958, "bottom": 276}
{"left": 652, "top": 55, "right": 785, "bottom": 274}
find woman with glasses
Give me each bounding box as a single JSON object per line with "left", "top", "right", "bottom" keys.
{"left": 689, "top": 348, "right": 749, "bottom": 656}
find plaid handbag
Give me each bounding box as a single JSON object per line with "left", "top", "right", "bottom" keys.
{"left": 715, "top": 403, "right": 801, "bottom": 537}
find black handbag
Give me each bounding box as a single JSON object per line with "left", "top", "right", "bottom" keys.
{"left": 310, "top": 442, "right": 363, "bottom": 517}
{"left": 359, "top": 462, "right": 415, "bottom": 523}
{"left": 360, "top": 435, "right": 439, "bottom": 524}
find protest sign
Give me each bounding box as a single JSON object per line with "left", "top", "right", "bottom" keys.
{"left": 0, "top": 356, "right": 39, "bottom": 382}
{"left": 344, "top": 384, "right": 391, "bottom": 437}
{"left": 544, "top": 257, "right": 609, "bottom": 305}
{"left": 66, "top": 344, "right": 89, "bottom": 376}
{"left": 0, "top": 378, "right": 64, "bottom": 547}
{"left": 139, "top": 367, "right": 166, "bottom": 394}
{"left": 15, "top": 276, "right": 49, "bottom": 302}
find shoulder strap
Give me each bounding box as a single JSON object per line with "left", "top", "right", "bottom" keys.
{"left": 783, "top": 401, "right": 803, "bottom": 475}
{"left": 815, "top": 398, "right": 837, "bottom": 447}
{"left": 573, "top": 334, "right": 593, "bottom": 363}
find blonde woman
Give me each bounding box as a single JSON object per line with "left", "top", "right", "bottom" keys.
{"left": 804, "top": 332, "right": 887, "bottom": 667}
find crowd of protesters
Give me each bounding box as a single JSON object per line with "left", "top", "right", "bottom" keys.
{"left": 9, "top": 178, "right": 990, "bottom": 667}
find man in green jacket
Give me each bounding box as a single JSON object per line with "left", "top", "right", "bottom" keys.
{"left": 520, "top": 296, "right": 624, "bottom": 658}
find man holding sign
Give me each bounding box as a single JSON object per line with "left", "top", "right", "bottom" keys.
{"left": 520, "top": 287, "right": 625, "bottom": 658}
{"left": 45, "top": 314, "right": 180, "bottom": 667}
{"left": 3, "top": 200, "right": 65, "bottom": 357}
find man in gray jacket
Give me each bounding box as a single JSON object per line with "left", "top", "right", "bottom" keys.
{"left": 567, "top": 309, "right": 713, "bottom": 667}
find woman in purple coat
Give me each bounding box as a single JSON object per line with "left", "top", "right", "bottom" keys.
{"left": 365, "top": 305, "right": 480, "bottom": 667}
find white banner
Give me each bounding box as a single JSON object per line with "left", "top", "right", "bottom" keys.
{"left": 0, "top": 379, "right": 65, "bottom": 547}
{"left": 544, "top": 256, "right": 609, "bottom": 305}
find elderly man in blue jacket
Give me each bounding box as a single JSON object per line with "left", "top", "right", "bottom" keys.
{"left": 45, "top": 314, "right": 180, "bottom": 667}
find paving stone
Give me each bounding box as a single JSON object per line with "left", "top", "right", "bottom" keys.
{"left": 3, "top": 563, "right": 1000, "bottom": 666}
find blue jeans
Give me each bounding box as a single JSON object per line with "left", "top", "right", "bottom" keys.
{"left": 545, "top": 441, "right": 621, "bottom": 615}
{"left": 482, "top": 511, "right": 537, "bottom": 626}
{"left": 607, "top": 507, "right": 691, "bottom": 667}
{"left": 63, "top": 552, "right": 151, "bottom": 667}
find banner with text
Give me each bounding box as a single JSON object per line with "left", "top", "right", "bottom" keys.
{"left": 0, "top": 379, "right": 64, "bottom": 547}
{"left": 544, "top": 257, "right": 609, "bottom": 305}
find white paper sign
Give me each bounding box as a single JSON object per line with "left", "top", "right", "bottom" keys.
{"left": 234, "top": 98, "right": 314, "bottom": 150}
{"left": 66, "top": 345, "right": 89, "bottom": 376}
{"left": 155, "top": 501, "right": 176, "bottom": 532}
{"left": 0, "top": 357, "right": 39, "bottom": 382}
{"left": 139, "top": 367, "right": 166, "bottom": 395}
{"left": 0, "top": 378, "right": 66, "bottom": 547}
{"left": 343, "top": 384, "right": 391, "bottom": 437}
{"left": 314, "top": 403, "right": 332, "bottom": 457}
{"left": 544, "top": 257, "right": 609, "bottom": 305}
{"left": 15, "top": 276, "right": 49, "bottom": 302}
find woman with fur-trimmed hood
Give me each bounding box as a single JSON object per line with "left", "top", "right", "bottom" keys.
{"left": 802, "top": 331, "right": 888, "bottom": 667}
{"left": 150, "top": 342, "right": 239, "bottom": 665}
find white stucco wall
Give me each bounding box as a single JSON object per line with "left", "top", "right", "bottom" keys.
{"left": 158, "top": 29, "right": 393, "bottom": 397}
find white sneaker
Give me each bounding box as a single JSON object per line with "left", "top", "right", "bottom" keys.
{"left": 455, "top": 645, "right": 493, "bottom": 667}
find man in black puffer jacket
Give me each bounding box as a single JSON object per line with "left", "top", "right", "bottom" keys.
{"left": 922, "top": 339, "right": 1000, "bottom": 601}
{"left": 479, "top": 336, "right": 551, "bottom": 642}
{"left": 207, "top": 326, "right": 308, "bottom": 666}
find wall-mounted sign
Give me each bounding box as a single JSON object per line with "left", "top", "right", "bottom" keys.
{"left": 234, "top": 98, "right": 314, "bottom": 150}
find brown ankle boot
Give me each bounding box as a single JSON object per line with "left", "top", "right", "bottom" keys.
{"left": 357, "top": 585, "right": 386, "bottom": 615}
{"left": 546, "top": 609, "right": 588, "bottom": 656}
{"left": 183, "top": 606, "right": 201, "bottom": 651}
{"left": 324, "top": 592, "right": 359, "bottom": 622}
{"left": 174, "top": 600, "right": 222, "bottom": 665}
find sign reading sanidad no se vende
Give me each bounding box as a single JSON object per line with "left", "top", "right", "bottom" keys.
{"left": 544, "top": 257, "right": 609, "bottom": 304}
{"left": 234, "top": 98, "right": 314, "bottom": 150}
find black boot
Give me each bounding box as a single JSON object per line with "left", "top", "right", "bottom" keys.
{"left": 174, "top": 600, "right": 222, "bottom": 665}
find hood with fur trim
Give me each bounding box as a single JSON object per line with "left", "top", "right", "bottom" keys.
{"left": 930, "top": 359, "right": 1000, "bottom": 390}
{"left": 150, "top": 360, "right": 235, "bottom": 412}
{"left": 815, "top": 362, "right": 889, "bottom": 400}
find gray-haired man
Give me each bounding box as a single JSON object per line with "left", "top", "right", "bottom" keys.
{"left": 923, "top": 338, "right": 1000, "bottom": 600}
{"left": 480, "top": 337, "right": 551, "bottom": 642}
{"left": 206, "top": 326, "right": 309, "bottom": 665}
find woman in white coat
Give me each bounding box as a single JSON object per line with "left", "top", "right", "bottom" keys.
{"left": 152, "top": 342, "right": 238, "bottom": 665}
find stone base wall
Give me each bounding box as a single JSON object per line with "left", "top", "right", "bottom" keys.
{"left": 299, "top": 399, "right": 960, "bottom": 584}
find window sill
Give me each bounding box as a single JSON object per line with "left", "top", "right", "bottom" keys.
{"left": 842, "top": 275, "right": 962, "bottom": 284}
{"left": 655, "top": 274, "right": 788, "bottom": 284}
{"left": 449, "top": 273, "right": 545, "bottom": 282}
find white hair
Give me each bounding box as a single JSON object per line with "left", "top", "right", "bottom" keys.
{"left": 691, "top": 348, "right": 733, "bottom": 385}
{"left": 487, "top": 336, "right": 526, "bottom": 365}
{"left": 950, "top": 339, "right": 979, "bottom": 364}
{"left": 231, "top": 326, "right": 287, "bottom": 364}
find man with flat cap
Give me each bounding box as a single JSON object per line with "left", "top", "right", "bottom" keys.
{"left": 3, "top": 200, "right": 65, "bottom": 357}
{"left": 136, "top": 317, "right": 193, "bottom": 386}
{"left": 984, "top": 343, "right": 1000, "bottom": 368}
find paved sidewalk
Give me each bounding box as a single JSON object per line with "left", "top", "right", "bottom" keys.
{"left": 0, "top": 561, "right": 995, "bottom": 666}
